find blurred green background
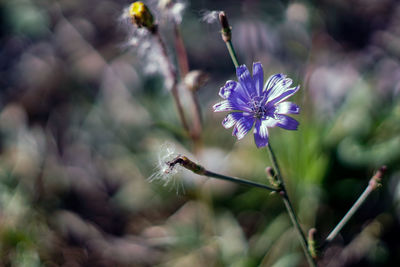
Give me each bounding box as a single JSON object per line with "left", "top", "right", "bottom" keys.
{"left": 1, "top": 0, "right": 400, "bottom": 266}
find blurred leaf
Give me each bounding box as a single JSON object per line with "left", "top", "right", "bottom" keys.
{"left": 215, "top": 212, "right": 248, "bottom": 265}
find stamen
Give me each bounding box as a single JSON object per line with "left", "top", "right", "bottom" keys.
{"left": 249, "top": 96, "right": 266, "bottom": 119}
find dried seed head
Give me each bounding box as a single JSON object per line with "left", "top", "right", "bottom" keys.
{"left": 200, "top": 10, "right": 221, "bottom": 24}
{"left": 148, "top": 143, "right": 182, "bottom": 188}
{"left": 158, "top": 0, "right": 186, "bottom": 24}
{"left": 158, "top": 0, "right": 173, "bottom": 9}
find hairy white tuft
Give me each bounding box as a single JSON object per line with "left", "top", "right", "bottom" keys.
{"left": 200, "top": 10, "right": 221, "bottom": 24}
{"left": 148, "top": 143, "right": 184, "bottom": 193}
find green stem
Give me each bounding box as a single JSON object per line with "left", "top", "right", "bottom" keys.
{"left": 169, "top": 155, "right": 278, "bottom": 192}
{"left": 324, "top": 166, "right": 386, "bottom": 246}
{"left": 217, "top": 12, "right": 315, "bottom": 265}
{"left": 267, "top": 143, "right": 316, "bottom": 267}
{"left": 218, "top": 11, "right": 239, "bottom": 69}
{"left": 326, "top": 186, "right": 371, "bottom": 242}
{"left": 203, "top": 170, "right": 278, "bottom": 192}
{"left": 226, "top": 40, "right": 239, "bottom": 68}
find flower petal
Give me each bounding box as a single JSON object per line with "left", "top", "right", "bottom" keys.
{"left": 263, "top": 74, "right": 286, "bottom": 93}
{"left": 232, "top": 115, "right": 254, "bottom": 140}
{"left": 252, "top": 62, "right": 264, "bottom": 96}
{"left": 213, "top": 100, "right": 249, "bottom": 112}
{"left": 219, "top": 80, "right": 247, "bottom": 101}
{"left": 253, "top": 119, "right": 269, "bottom": 148}
{"left": 265, "top": 74, "right": 293, "bottom": 101}
{"left": 269, "top": 85, "right": 300, "bottom": 105}
{"left": 219, "top": 80, "right": 235, "bottom": 99}
{"left": 218, "top": 80, "right": 249, "bottom": 109}
{"left": 276, "top": 115, "right": 299, "bottom": 130}
{"left": 276, "top": 102, "right": 300, "bottom": 115}
{"left": 236, "top": 64, "right": 256, "bottom": 98}
{"left": 222, "top": 112, "right": 243, "bottom": 129}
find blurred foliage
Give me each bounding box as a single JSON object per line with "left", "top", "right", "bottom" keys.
{"left": 1, "top": 0, "right": 400, "bottom": 266}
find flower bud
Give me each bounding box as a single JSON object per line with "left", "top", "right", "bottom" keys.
{"left": 129, "top": 2, "right": 156, "bottom": 31}
{"left": 184, "top": 70, "right": 209, "bottom": 92}
{"left": 219, "top": 11, "right": 232, "bottom": 42}
{"left": 308, "top": 228, "right": 318, "bottom": 259}
{"left": 265, "top": 166, "right": 281, "bottom": 188}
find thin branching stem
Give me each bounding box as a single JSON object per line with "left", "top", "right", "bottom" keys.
{"left": 267, "top": 143, "right": 317, "bottom": 267}
{"left": 154, "top": 31, "right": 190, "bottom": 134}
{"left": 203, "top": 170, "right": 278, "bottom": 192}
{"left": 173, "top": 23, "right": 203, "bottom": 146}
{"left": 168, "top": 155, "right": 278, "bottom": 192}
{"left": 218, "top": 10, "right": 316, "bottom": 266}
{"left": 173, "top": 24, "right": 189, "bottom": 76}
{"left": 323, "top": 166, "right": 386, "bottom": 247}
{"left": 218, "top": 12, "right": 239, "bottom": 69}
{"left": 226, "top": 40, "right": 239, "bottom": 68}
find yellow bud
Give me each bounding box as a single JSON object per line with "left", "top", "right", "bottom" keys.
{"left": 129, "top": 2, "right": 155, "bottom": 31}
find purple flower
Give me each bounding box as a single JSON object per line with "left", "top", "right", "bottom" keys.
{"left": 213, "top": 62, "right": 300, "bottom": 148}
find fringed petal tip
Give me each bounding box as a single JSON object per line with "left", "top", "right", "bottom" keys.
{"left": 236, "top": 64, "right": 249, "bottom": 76}
{"left": 236, "top": 64, "right": 257, "bottom": 97}
{"left": 269, "top": 85, "right": 300, "bottom": 105}
{"left": 232, "top": 115, "right": 254, "bottom": 140}
{"left": 222, "top": 112, "right": 242, "bottom": 129}
{"left": 212, "top": 101, "right": 224, "bottom": 112}
{"left": 276, "top": 102, "right": 300, "bottom": 115}
{"left": 276, "top": 115, "right": 299, "bottom": 130}
{"left": 255, "top": 138, "right": 269, "bottom": 148}
{"left": 213, "top": 100, "right": 235, "bottom": 112}
{"left": 219, "top": 80, "right": 237, "bottom": 99}
{"left": 263, "top": 73, "right": 286, "bottom": 92}
{"left": 252, "top": 62, "right": 264, "bottom": 95}
{"left": 252, "top": 62, "right": 263, "bottom": 76}
{"left": 253, "top": 119, "right": 269, "bottom": 148}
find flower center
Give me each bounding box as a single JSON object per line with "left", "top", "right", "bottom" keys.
{"left": 249, "top": 96, "right": 274, "bottom": 119}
